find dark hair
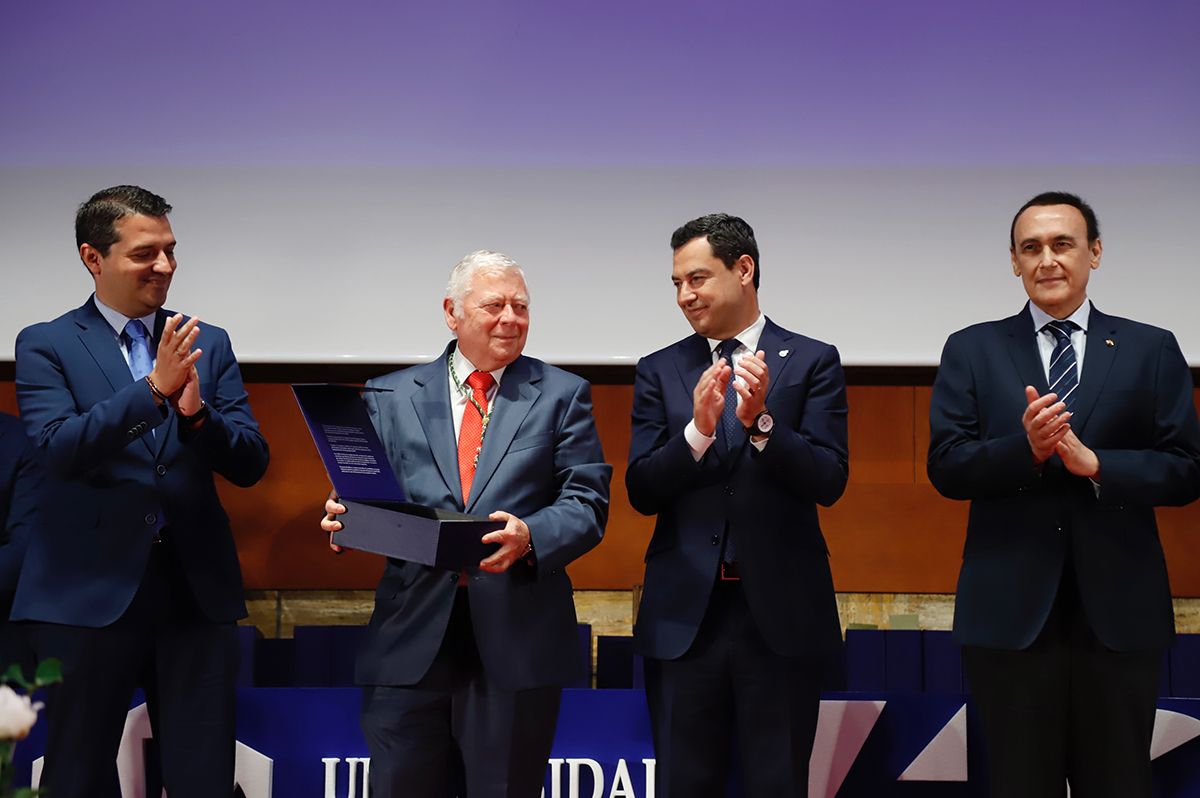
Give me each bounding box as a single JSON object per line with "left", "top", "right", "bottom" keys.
{"left": 75, "top": 185, "right": 172, "bottom": 255}
{"left": 1009, "top": 191, "right": 1100, "bottom": 248}
{"left": 670, "top": 213, "right": 761, "bottom": 289}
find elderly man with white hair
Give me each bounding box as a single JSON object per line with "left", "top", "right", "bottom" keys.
{"left": 322, "top": 250, "right": 612, "bottom": 798}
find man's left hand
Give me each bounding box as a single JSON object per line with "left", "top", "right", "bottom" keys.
{"left": 1056, "top": 429, "right": 1101, "bottom": 479}
{"left": 175, "top": 366, "right": 203, "bottom": 418}
{"left": 480, "top": 510, "right": 532, "bottom": 573}
{"left": 733, "top": 350, "right": 769, "bottom": 428}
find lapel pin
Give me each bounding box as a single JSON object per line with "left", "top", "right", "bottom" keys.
{"left": 779, "top": 349, "right": 789, "bottom": 357}
{"left": 1105, "top": 339, "right": 1115, "bottom": 347}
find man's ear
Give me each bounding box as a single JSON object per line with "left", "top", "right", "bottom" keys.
{"left": 736, "top": 254, "right": 756, "bottom": 287}
{"left": 443, "top": 297, "right": 459, "bottom": 332}
{"left": 80, "top": 244, "right": 103, "bottom": 277}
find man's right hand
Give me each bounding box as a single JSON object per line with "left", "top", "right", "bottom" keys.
{"left": 148, "top": 313, "right": 203, "bottom": 398}
{"left": 693, "top": 360, "right": 732, "bottom": 437}
{"left": 1023, "top": 385, "right": 1071, "bottom": 463}
{"left": 321, "top": 489, "right": 346, "bottom": 553}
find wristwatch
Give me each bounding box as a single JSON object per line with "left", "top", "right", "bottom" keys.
{"left": 180, "top": 400, "right": 210, "bottom": 428}
{"left": 747, "top": 410, "right": 774, "bottom": 437}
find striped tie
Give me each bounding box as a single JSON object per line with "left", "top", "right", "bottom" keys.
{"left": 1045, "top": 320, "right": 1079, "bottom": 412}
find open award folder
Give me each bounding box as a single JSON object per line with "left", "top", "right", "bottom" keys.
{"left": 292, "top": 384, "right": 502, "bottom": 569}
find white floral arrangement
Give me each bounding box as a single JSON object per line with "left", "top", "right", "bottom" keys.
{"left": 0, "top": 660, "right": 61, "bottom": 798}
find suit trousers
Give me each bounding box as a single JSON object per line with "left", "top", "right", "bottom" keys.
{"left": 644, "top": 579, "right": 823, "bottom": 798}
{"left": 360, "top": 587, "right": 561, "bottom": 798}
{"left": 962, "top": 559, "right": 1160, "bottom": 798}
{"left": 31, "top": 536, "right": 239, "bottom": 798}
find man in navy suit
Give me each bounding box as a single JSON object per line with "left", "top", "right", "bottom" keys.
{"left": 13, "top": 185, "right": 269, "bottom": 797}
{"left": 928, "top": 192, "right": 1200, "bottom": 797}
{"left": 627, "top": 213, "right": 848, "bottom": 797}
{"left": 322, "top": 250, "right": 610, "bottom": 798}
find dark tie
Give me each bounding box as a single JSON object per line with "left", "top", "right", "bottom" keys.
{"left": 458, "top": 370, "right": 495, "bottom": 503}
{"left": 716, "top": 339, "right": 742, "bottom": 565}
{"left": 716, "top": 339, "right": 742, "bottom": 456}
{"left": 123, "top": 319, "right": 153, "bottom": 381}
{"left": 1045, "top": 320, "right": 1079, "bottom": 412}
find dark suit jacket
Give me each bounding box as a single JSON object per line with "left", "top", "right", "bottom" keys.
{"left": 627, "top": 318, "right": 848, "bottom": 662}
{"left": 354, "top": 346, "right": 611, "bottom": 691}
{"left": 0, "top": 412, "right": 42, "bottom": 617}
{"left": 12, "top": 297, "right": 269, "bottom": 627}
{"left": 928, "top": 303, "right": 1200, "bottom": 652}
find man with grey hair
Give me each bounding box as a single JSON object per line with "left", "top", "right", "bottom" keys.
{"left": 322, "top": 250, "right": 611, "bottom": 798}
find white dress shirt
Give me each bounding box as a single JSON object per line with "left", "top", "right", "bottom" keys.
{"left": 448, "top": 346, "right": 506, "bottom": 444}
{"left": 1029, "top": 299, "right": 1090, "bottom": 382}
{"left": 93, "top": 294, "right": 158, "bottom": 372}
{"left": 685, "top": 313, "right": 769, "bottom": 460}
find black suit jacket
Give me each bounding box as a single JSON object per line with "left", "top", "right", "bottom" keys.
{"left": 627, "top": 318, "right": 848, "bottom": 663}
{"left": 928, "top": 303, "right": 1200, "bottom": 651}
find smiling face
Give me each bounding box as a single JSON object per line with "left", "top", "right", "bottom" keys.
{"left": 444, "top": 267, "right": 530, "bottom": 371}
{"left": 672, "top": 236, "right": 758, "bottom": 340}
{"left": 1011, "top": 204, "right": 1101, "bottom": 319}
{"left": 81, "top": 213, "right": 177, "bottom": 318}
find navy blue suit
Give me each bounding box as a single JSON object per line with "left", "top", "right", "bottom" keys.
{"left": 14, "top": 297, "right": 268, "bottom": 797}
{"left": 0, "top": 412, "right": 42, "bottom": 669}
{"left": 355, "top": 346, "right": 610, "bottom": 797}
{"left": 928, "top": 303, "right": 1200, "bottom": 796}
{"left": 628, "top": 317, "right": 847, "bottom": 797}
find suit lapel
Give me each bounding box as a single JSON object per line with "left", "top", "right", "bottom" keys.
{"left": 1070, "top": 306, "right": 1118, "bottom": 433}
{"left": 674, "top": 334, "right": 712, "bottom": 403}
{"left": 410, "top": 352, "right": 462, "bottom": 507}
{"left": 466, "top": 356, "right": 541, "bottom": 513}
{"left": 74, "top": 299, "right": 156, "bottom": 457}
{"left": 1004, "top": 305, "right": 1048, "bottom": 395}
{"left": 674, "top": 334, "right": 731, "bottom": 463}
{"left": 759, "top": 318, "right": 793, "bottom": 408}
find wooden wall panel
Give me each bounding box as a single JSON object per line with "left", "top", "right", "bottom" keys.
{"left": 846, "top": 386, "right": 914, "bottom": 484}
{"left": 566, "top": 385, "right": 653, "bottom": 589}
{"left": 4, "top": 376, "right": 1200, "bottom": 595}
{"left": 821, "top": 483, "right": 966, "bottom": 593}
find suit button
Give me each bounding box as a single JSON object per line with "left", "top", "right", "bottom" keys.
{"left": 156, "top": 465, "right": 167, "bottom": 476}
{"left": 1056, "top": 525, "right": 1063, "bottom": 533}
{"left": 725, "top": 486, "right": 734, "bottom": 496}
{"left": 448, "top": 575, "right": 457, "bottom": 584}
{"left": 711, "top": 535, "right": 720, "bottom": 546}
{"left": 145, "top": 513, "right": 157, "bottom": 525}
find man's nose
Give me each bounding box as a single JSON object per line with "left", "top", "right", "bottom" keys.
{"left": 1038, "top": 246, "right": 1056, "bottom": 267}
{"left": 153, "top": 253, "right": 174, "bottom": 272}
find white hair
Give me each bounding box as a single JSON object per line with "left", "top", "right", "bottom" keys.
{"left": 445, "top": 250, "right": 527, "bottom": 318}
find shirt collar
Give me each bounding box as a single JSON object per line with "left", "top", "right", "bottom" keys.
{"left": 1030, "top": 299, "right": 1091, "bottom": 335}
{"left": 451, "top": 345, "right": 507, "bottom": 392}
{"left": 706, "top": 313, "right": 766, "bottom": 356}
{"left": 93, "top": 294, "right": 158, "bottom": 340}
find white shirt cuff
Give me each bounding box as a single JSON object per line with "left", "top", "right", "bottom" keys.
{"left": 684, "top": 420, "right": 716, "bottom": 461}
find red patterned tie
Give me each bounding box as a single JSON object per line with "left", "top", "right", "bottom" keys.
{"left": 458, "top": 370, "right": 495, "bottom": 504}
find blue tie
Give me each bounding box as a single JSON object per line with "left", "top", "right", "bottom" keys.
{"left": 1045, "top": 320, "right": 1079, "bottom": 412}
{"left": 717, "top": 339, "right": 743, "bottom": 456}
{"left": 123, "top": 319, "right": 153, "bottom": 381}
